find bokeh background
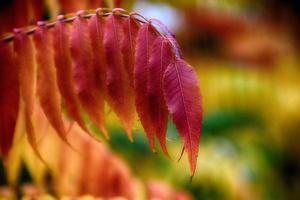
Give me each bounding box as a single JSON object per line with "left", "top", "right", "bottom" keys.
{"left": 1, "top": 0, "right": 300, "bottom": 199}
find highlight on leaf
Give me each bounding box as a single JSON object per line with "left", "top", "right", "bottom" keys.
{"left": 13, "top": 30, "right": 46, "bottom": 163}
{"left": 70, "top": 11, "right": 109, "bottom": 139}
{"left": 122, "top": 14, "right": 140, "bottom": 87}
{"left": 134, "top": 22, "right": 159, "bottom": 151}
{"left": 104, "top": 12, "right": 135, "bottom": 141}
{"left": 33, "top": 22, "right": 73, "bottom": 148}
{"left": 88, "top": 12, "right": 107, "bottom": 98}
{"left": 53, "top": 15, "right": 90, "bottom": 134}
{"left": 0, "top": 7, "right": 203, "bottom": 176}
{"left": 148, "top": 36, "right": 175, "bottom": 157}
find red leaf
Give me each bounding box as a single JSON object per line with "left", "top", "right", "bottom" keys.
{"left": 88, "top": 14, "right": 107, "bottom": 97}
{"left": 163, "top": 59, "right": 202, "bottom": 176}
{"left": 53, "top": 17, "right": 89, "bottom": 133}
{"left": 104, "top": 14, "right": 135, "bottom": 141}
{"left": 13, "top": 31, "right": 46, "bottom": 163}
{"left": 134, "top": 22, "right": 158, "bottom": 150}
{"left": 0, "top": 42, "right": 19, "bottom": 159}
{"left": 70, "top": 13, "right": 108, "bottom": 139}
{"left": 33, "top": 24, "right": 72, "bottom": 147}
{"left": 148, "top": 36, "right": 174, "bottom": 157}
{"left": 121, "top": 15, "right": 140, "bottom": 87}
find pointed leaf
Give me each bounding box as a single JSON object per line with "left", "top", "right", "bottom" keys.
{"left": 88, "top": 14, "right": 107, "bottom": 97}
{"left": 122, "top": 15, "right": 140, "bottom": 86}
{"left": 70, "top": 14, "right": 108, "bottom": 139}
{"left": 148, "top": 37, "right": 174, "bottom": 156}
{"left": 104, "top": 14, "right": 135, "bottom": 141}
{"left": 53, "top": 17, "right": 89, "bottom": 133}
{"left": 134, "top": 22, "right": 158, "bottom": 150}
{"left": 33, "top": 24, "right": 72, "bottom": 147}
{"left": 163, "top": 59, "right": 202, "bottom": 176}
{"left": 0, "top": 42, "right": 19, "bottom": 159}
{"left": 13, "top": 31, "right": 45, "bottom": 163}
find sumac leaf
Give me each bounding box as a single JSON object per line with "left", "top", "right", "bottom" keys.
{"left": 0, "top": 42, "right": 19, "bottom": 159}
{"left": 88, "top": 14, "right": 107, "bottom": 97}
{"left": 134, "top": 22, "right": 158, "bottom": 150}
{"left": 14, "top": 31, "right": 45, "bottom": 162}
{"left": 33, "top": 24, "right": 71, "bottom": 147}
{"left": 122, "top": 15, "right": 140, "bottom": 86}
{"left": 104, "top": 14, "right": 135, "bottom": 141}
{"left": 70, "top": 13, "right": 108, "bottom": 139}
{"left": 163, "top": 59, "right": 202, "bottom": 176}
{"left": 53, "top": 17, "right": 89, "bottom": 133}
{"left": 148, "top": 37, "right": 174, "bottom": 156}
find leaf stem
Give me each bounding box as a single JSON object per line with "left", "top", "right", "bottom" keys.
{"left": 1, "top": 7, "right": 175, "bottom": 48}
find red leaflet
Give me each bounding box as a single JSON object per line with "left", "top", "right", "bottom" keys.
{"left": 33, "top": 24, "right": 71, "bottom": 147}
{"left": 104, "top": 14, "right": 135, "bottom": 141}
{"left": 134, "top": 22, "right": 158, "bottom": 150}
{"left": 148, "top": 37, "right": 174, "bottom": 157}
{"left": 0, "top": 42, "right": 19, "bottom": 159}
{"left": 14, "top": 31, "right": 45, "bottom": 162}
{"left": 70, "top": 14, "right": 108, "bottom": 139}
{"left": 122, "top": 15, "right": 140, "bottom": 86}
{"left": 163, "top": 59, "right": 202, "bottom": 176}
{"left": 53, "top": 18, "right": 89, "bottom": 133}
{"left": 88, "top": 14, "right": 107, "bottom": 97}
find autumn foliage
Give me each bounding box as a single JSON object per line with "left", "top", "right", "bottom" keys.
{"left": 0, "top": 8, "right": 202, "bottom": 176}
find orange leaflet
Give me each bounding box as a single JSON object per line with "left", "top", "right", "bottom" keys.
{"left": 53, "top": 18, "right": 89, "bottom": 133}
{"left": 148, "top": 37, "right": 175, "bottom": 157}
{"left": 163, "top": 59, "right": 203, "bottom": 176}
{"left": 134, "top": 22, "right": 158, "bottom": 151}
{"left": 103, "top": 14, "right": 135, "bottom": 141}
{"left": 70, "top": 13, "right": 108, "bottom": 139}
{"left": 122, "top": 15, "right": 140, "bottom": 87}
{"left": 0, "top": 42, "right": 19, "bottom": 159}
{"left": 14, "top": 31, "right": 46, "bottom": 163}
{"left": 33, "top": 24, "right": 72, "bottom": 147}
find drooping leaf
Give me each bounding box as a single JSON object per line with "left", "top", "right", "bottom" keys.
{"left": 0, "top": 42, "right": 19, "bottom": 159}
{"left": 104, "top": 14, "right": 135, "bottom": 141}
{"left": 122, "top": 15, "right": 140, "bottom": 86}
{"left": 134, "top": 22, "right": 158, "bottom": 150}
{"left": 13, "top": 31, "right": 45, "bottom": 163}
{"left": 88, "top": 14, "right": 107, "bottom": 97}
{"left": 53, "top": 17, "right": 89, "bottom": 134}
{"left": 148, "top": 36, "right": 174, "bottom": 157}
{"left": 33, "top": 24, "right": 72, "bottom": 147}
{"left": 70, "top": 13, "right": 108, "bottom": 139}
{"left": 163, "top": 59, "right": 202, "bottom": 176}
